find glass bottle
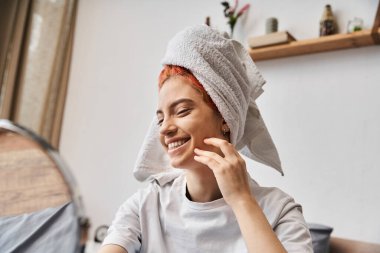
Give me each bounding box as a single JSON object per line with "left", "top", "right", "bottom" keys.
{"left": 320, "top": 4, "right": 336, "bottom": 36}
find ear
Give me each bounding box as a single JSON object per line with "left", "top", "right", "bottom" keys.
{"left": 221, "top": 120, "right": 230, "bottom": 133}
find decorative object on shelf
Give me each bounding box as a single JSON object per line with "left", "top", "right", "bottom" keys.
{"left": 347, "top": 17, "right": 363, "bottom": 33}
{"left": 320, "top": 4, "right": 337, "bottom": 36}
{"left": 266, "top": 17, "right": 278, "bottom": 34}
{"left": 248, "top": 31, "right": 296, "bottom": 49}
{"left": 205, "top": 16, "right": 211, "bottom": 26}
{"left": 221, "top": 0, "right": 250, "bottom": 37}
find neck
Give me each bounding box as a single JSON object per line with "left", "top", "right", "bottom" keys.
{"left": 185, "top": 168, "right": 222, "bottom": 202}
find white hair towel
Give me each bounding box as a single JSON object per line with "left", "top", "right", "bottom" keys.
{"left": 133, "top": 25, "right": 283, "bottom": 181}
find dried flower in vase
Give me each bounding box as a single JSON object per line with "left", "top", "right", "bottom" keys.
{"left": 221, "top": 0, "right": 250, "bottom": 37}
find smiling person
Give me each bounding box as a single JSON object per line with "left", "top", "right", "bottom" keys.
{"left": 99, "top": 25, "right": 313, "bottom": 253}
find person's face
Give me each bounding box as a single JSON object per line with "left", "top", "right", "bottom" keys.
{"left": 157, "top": 76, "right": 227, "bottom": 170}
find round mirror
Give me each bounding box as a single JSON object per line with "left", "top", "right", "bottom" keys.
{"left": 0, "top": 119, "right": 87, "bottom": 253}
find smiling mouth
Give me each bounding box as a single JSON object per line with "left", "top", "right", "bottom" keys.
{"left": 168, "top": 138, "right": 190, "bottom": 150}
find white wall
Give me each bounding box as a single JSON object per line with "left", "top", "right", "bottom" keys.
{"left": 60, "top": 0, "right": 380, "bottom": 243}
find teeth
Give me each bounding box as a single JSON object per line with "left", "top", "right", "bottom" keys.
{"left": 168, "top": 139, "right": 188, "bottom": 150}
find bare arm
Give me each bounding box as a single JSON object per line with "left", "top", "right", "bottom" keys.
{"left": 194, "top": 138, "right": 287, "bottom": 253}
{"left": 97, "top": 244, "right": 128, "bottom": 253}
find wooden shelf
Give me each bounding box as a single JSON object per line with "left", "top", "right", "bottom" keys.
{"left": 249, "top": 28, "right": 380, "bottom": 61}
{"left": 250, "top": 1, "right": 380, "bottom": 61}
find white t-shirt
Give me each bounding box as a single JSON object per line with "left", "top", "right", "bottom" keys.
{"left": 103, "top": 172, "right": 313, "bottom": 253}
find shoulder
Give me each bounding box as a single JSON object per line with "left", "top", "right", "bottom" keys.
{"left": 112, "top": 171, "right": 184, "bottom": 225}
{"left": 249, "top": 178, "right": 297, "bottom": 208}
{"left": 249, "top": 178, "right": 302, "bottom": 225}
{"left": 249, "top": 178, "right": 313, "bottom": 252}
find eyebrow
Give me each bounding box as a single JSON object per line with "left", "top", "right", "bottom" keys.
{"left": 156, "top": 98, "right": 195, "bottom": 115}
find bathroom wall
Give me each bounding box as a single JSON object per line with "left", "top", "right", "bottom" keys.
{"left": 60, "top": 0, "right": 380, "bottom": 243}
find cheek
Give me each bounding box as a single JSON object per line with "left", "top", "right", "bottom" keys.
{"left": 159, "top": 135, "right": 166, "bottom": 148}
{"left": 182, "top": 118, "right": 221, "bottom": 140}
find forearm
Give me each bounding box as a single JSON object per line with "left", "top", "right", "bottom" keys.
{"left": 98, "top": 244, "right": 128, "bottom": 253}
{"left": 232, "top": 196, "right": 287, "bottom": 253}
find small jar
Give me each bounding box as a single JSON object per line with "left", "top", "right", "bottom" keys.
{"left": 347, "top": 17, "right": 363, "bottom": 33}
{"left": 266, "top": 17, "right": 278, "bottom": 34}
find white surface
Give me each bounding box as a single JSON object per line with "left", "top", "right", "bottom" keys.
{"left": 60, "top": 0, "right": 380, "bottom": 244}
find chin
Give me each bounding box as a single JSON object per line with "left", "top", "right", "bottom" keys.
{"left": 169, "top": 156, "right": 196, "bottom": 169}
{"left": 170, "top": 159, "right": 188, "bottom": 169}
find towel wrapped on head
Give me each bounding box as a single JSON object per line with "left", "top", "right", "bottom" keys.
{"left": 134, "top": 24, "right": 283, "bottom": 181}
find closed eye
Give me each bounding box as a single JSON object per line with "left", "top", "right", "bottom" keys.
{"left": 177, "top": 108, "right": 191, "bottom": 116}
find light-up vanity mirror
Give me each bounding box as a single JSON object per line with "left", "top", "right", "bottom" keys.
{"left": 0, "top": 119, "right": 87, "bottom": 253}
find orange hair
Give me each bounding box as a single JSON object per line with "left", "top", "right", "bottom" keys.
{"left": 158, "top": 65, "right": 218, "bottom": 112}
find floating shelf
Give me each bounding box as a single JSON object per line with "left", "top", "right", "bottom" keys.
{"left": 249, "top": 28, "right": 380, "bottom": 61}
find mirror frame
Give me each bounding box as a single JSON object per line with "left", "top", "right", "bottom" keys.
{"left": 0, "top": 118, "right": 87, "bottom": 252}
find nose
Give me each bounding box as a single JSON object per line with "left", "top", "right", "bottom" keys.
{"left": 159, "top": 118, "right": 177, "bottom": 136}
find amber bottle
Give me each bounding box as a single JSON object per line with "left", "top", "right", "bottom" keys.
{"left": 320, "top": 4, "right": 336, "bottom": 36}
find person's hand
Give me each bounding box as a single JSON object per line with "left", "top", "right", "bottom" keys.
{"left": 194, "top": 137, "right": 253, "bottom": 207}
